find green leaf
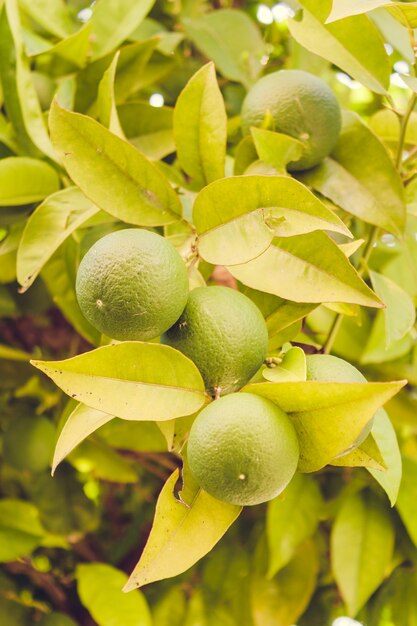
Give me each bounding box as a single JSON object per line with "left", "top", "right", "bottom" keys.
{"left": 251, "top": 538, "right": 319, "bottom": 626}
{"left": 367, "top": 409, "right": 402, "bottom": 506}
{"left": 299, "top": 112, "right": 405, "bottom": 236}
{"left": 28, "top": 22, "right": 93, "bottom": 69}
{"left": 18, "top": 0, "right": 76, "bottom": 38}
{"left": 396, "top": 456, "right": 417, "bottom": 547}
{"left": 331, "top": 491, "right": 395, "bottom": 616}
{"left": 0, "top": 499, "right": 45, "bottom": 562}
{"left": 331, "top": 433, "right": 386, "bottom": 471}
{"left": 243, "top": 379, "right": 405, "bottom": 471}
{"left": 17, "top": 187, "right": 98, "bottom": 291}
{"left": 49, "top": 100, "right": 182, "bottom": 226}
{"left": 118, "top": 102, "right": 174, "bottom": 160}
{"left": 327, "top": 0, "right": 417, "bottom": 28}
{"left": 152, "top": 586, "right": 187, "bottom": 626}
{"left": 114, "top": 38, "right": 160, "bottom": 102}
{"left": 97, "top": 52, "right": 125, "bottom": 137}
{"left": 98, "top": 419, "right": 167, "bottom": 452}
{"left": 70, "top": 438, "right": 138, "bottom": 483}
{"left": 267, "top": 474, "right": 322, "bottom": 577}
{"left": 89, "top": 0, "right": 156, "bottom": 60}
{"left": 31, "top": 342, "right": 207, "bottom": 422}
{"left": 361, "top": 310, "right": 413, "bottom": 364}
{"left": 38, "top": 613, "right": 78, "bottom": 626}
{"left": 228, "top": 231, "right": 382, "bottom": 308}
{"left": 174, "top": 62, "right": 227, "bottom": 186}
{"left": 263, "top": 347, "right": 307, "bottom": 382}
{"left": 370, "top": 270, "right": 415, "bottom": 347}
{"left": 0, "top": 0, "right": 57, "bottom": 160}
{"left": 124, "top": 466, "right": 241, "bottom": 589}
{"left": 251, "top": 128, "right": 304, "bottom": 174}
{"left": 289, "top": 0, "right": 390, "bottom": 94}
{"left": 194, "top": 177, "right": 351, "bottom": 266}
{"left": 77, "top": 563, "right": 151, "bottom": 626}
{"left": 0, "top": 157, "right": 60, "bottom": 206}
{"left": 183, "top": 10, "right": 266, "bottom": 88}
{"left": 52, "top": 402, "right": 114, "bottom": 475}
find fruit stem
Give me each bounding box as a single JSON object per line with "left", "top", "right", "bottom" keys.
{"left": 396, "top": 92, "right": 417, "bottom": 172}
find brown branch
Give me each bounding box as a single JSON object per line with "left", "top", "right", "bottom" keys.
{"left": 4, "top": 559, "right": 70, "bottom": 613}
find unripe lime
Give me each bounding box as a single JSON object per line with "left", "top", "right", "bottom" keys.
{"left": 3, "top": 415, "right": 55, "bottom": 473}
{"left": 76, "top": 229, "right": 189, "bottom": 341}
{"left": 241, "top": 69, "right": 342, "bottom": 171}
{"left": 162, "top": 286, "right": 268, "bottom": 396}
{"left": 187, "top": 392, "right": 299, "bottom": 506}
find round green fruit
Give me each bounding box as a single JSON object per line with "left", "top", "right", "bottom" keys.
{"left": 3, "top": 415, "right": 55, "bottom": 473}
{"left": 76, "top": 229, "right": 189, "bottom": 341}
{"left": 241, "top": 69, "right": 342, "bottom": 171}
{"left": 187, "top": 392, "right": 299, "bottom": 506}
{"left": 162, "top": 286, "right": 268, "bottom": 396}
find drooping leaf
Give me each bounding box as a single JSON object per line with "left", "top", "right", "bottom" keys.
{"left": 183, "top": 10, "right": 266, "bottom": 88}
{"left": 331, "top": 490, "right": 395, "bottom": 616}
{"left": 32, "top": 342, "right": 207, "bottom": 422}
{"left": 0, "top": 157, "right": 60, "bottom": 206}
{"left": 299, "top": 112, "right": 406, "bottom": 236}
{"left": 370, "top": 270, "right": 415, "bottom": 347}
{"left": 49, "top": 100, "right": 182, "bottom": 226}
{"left": 0, "top": 499, "right": 45, "bottom": 562}
{"left": 0, "top": 0, "right": 57, "bottom": 160}
{"left": 194, "top": 176, "right": 351, "bottom": 266}
{"left": 367, "top": 409, "right": 402, "bottom": 506}
{"left": 123, "top": 466, "right": 241, "bottom": 589}
{"left": 52, "top": 403, "right": 114, "bottom": 475}
{"left": 77, "top": 563, "right": 152, "bottom": 626}
{"left": 228, "top": 231, "right": 382, "bottom": 308}
{"left": 267, "top": 473, "right": 322, "bottom": 577}
{"left": 174, "top": 62, "right": 227, "bottom": 186}
{"left": 17, "top": 187, "right": 98, "bottom": 291}
{"left": 289, "top": 0, "right": 390, "bottom": 94}
{"left": 244, "top": 379, "right": 405, "bottom": 471}
{"left": 251, "top": 128, "right": 304, "bottom": 174}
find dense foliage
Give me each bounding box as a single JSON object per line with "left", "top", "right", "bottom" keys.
{"left": 2, "top": 0, "right": 417, "bottom": 624}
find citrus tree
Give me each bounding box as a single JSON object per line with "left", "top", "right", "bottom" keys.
{"left": 1, "top": 0, "right": 417, "bottom": 624}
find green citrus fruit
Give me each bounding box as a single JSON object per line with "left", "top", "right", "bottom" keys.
{"left": 162, "top": 286, "right": 268, "bottom": 396}
{"left": 306, "top": 354, "right": 366, "bottom": 383}
{"left": 241, "top": 69, "right": 342, "bottom": 171}
{"left": 306, "top": 354, "right": 372, "bottom": 446}
{"left": 3, "top": 415, "right": 55, "bottom": 473}
{"left": 187, "top": 392, "right": 299, "bottom": 506}
{"left": 76, "top": 228, "right": 189, "bottom": 341}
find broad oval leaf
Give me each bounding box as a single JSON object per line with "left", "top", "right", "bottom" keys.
{"left": 49, "top": 100, "right": 182, "bottom": 226}
{"left": 77, "top": 563, "right": 151, "bottom": 626}
{"left": 228, "top": 231, "right": 382, "bottom": 308}
{"left": 299, "top": 112, "right": 406, "bottom": 236}
{"left": 194, "top": 176, "right": 351, "bottom": 266}
{"left": 267, "top": 473, "right": 322, "bottom": 577}
{"left": 289, "top": 0, "right": 390, "bottom": 94}
{"left": 52, "top": 403, "right": 114, "bottom": 475}
{"left": 17, "top": 187, "right": 98, "bottom": 291}
{"left": 331, "top": 490, "right": 395, "bottom": 616}
{"left": 183, "top": 10, "right": 266, "bottom": 88}
{"left": 243, "top": 379, "right": 406, "bottom": 471}
{"left": 370, "top": 270, "right": 415, "bottom": 347}
{"left": 123, "top": 466, "right": 241, "bottom": 589}
{"left": 31, "top": 342, "right": 207, "bottom": 422}
{"left": 174, "top": 62, "right": 227, "bottom": 186}
{"left": 0, "top": 157, "right": 60, "bottom": 206}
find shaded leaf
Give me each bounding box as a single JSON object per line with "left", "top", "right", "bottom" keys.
{"left": 367, "top": 409, "right": 402, "bottom": 506}
{"left": 194, "top": 176, "right": 351, "bottom": 266}
{"left": 396, "top": 456, "right": 417, "bottom": 547}
{"left": 174, "top": 62, "right": 227, "bottom": 185}
{"left": 49, "top": 100, "right": 182, "bottom": 226}
{"left": 118, "top": 101, "right": 174, "bottom": 160}
{"left": 370, "top": 270, "right": 415, "bottom": 347}
{"left": 0, "top": 499, "right": 45, "bottom": 562}
{"left": 124, "top": 466, "right": 241, "bottom": 589}
{"left": 32, "top": 342, "right": 207, "bottom": 422}
{"left": 77, "top": 563, "right": 151, "bottom": 625}
{"left": 331, "top": 490, "right": 394, "bottom": 616}
{"left": 97, "top": 52, "right": 125, "bottom": 137}
{"left": 244, "top": 379, "right": 405, "bottom": 471}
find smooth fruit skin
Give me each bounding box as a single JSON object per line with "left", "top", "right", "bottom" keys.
{"left": 162, "top": 286, "right": 268, "bottom": 396}
{"left": 76, "top": 229, "right": 189, "bottom": 341}
{"left": 187, "top": 392, "right": 299, "bottom": 506}
{"left": 241, "top": 69, "right": 342, "bottom": 171}
{"left": 3, "top": 415, "right": 55, "bottom": 473}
